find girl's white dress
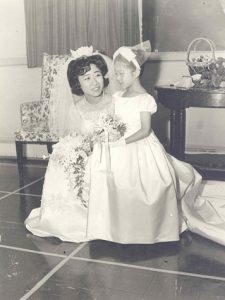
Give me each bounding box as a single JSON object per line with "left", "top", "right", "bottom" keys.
{"left": 87, "top": 91, "right": 225, "bottom": 245}
{"left": 25, "top": 95, "right": 113, "bottom": 242}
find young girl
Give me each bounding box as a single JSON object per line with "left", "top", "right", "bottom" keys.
{"left": 87, "top": 43, "right": 225, "bottom": 245}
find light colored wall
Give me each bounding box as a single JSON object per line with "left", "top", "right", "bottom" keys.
{"left": 0, "top": 65, "right": 43, "bottom": 157}
{"left": 1, "top": 0, "right": 225, "bottom": 159}
{"left": 0, "top": 0, "right": 46, "bottom": 158}
{"left": 0, "top": 0, "right": 26, "bottom": 58}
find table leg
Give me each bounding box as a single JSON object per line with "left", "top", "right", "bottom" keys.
{"left": 170, "top": 109, "right": 186, "bottom": 160}
{"left": 170, "top": 109, "right": 177, "bottom": 156}
{"left": 178, "top": 108, "right": 186, "bottom": 160}
{"left": 47, "top": 142, "right": 53, "bottom": 154}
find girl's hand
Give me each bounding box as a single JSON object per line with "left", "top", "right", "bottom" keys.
{"left": 108, "top": 129, "right": 121, "bottom": 142}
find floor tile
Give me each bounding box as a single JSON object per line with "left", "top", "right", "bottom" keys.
{"left": 0, "top": 194, "right": 41, "bottom": 223}
{"left": 31, "top": 258, "right": 225, "bottom": 300}
{"left": 31, "top": 259, "right": 153, "bottom": 299}
{"left": 0, "top": 164, "right": 45, "bottom": 192}
{"left": 0, "top": 247, "right": 62, "bottom": 300}
{"left": 0, "top": 194, "right": 80, "bottom": 256}
{"left": 0, "top": 192, "right": 10, "bottom": 198}
{"left": 1, "top": 159, "right": 225, "bottom": 299}
{"left": 142, "top": 272, "right": 225, "bottom": 300}
{"left": 198, "top": 280, "right": 225, "bottom": 300}
{"left": 18, "top": 178, "right": 44, "bottom": 196}
{"left": 0, "top": 221, "right": 80, "bottom": 256}
{"left": 76, "top": 232, "right": 225, "bottom": 278}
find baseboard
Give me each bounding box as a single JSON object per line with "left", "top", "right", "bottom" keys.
{"left": 0, "top": 57, "right": 27, "bottom": 66}
{"left": 185, "top": 146, "right": 225, "bottom": 154}
{"left": 0, "top": 156, "right": 48, "bottom": 167}
{"left": 159, "top": 143, "right": 225, "bottom": 154}
{"left": 1, "top": 140, "right": 225, "bottom": 159}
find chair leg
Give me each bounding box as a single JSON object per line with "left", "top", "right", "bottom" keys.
{"left": 15, "top": 141, "right": 24, "bottom": 178}
{"left": 47, "top": 142, "right": 53, "bottom": 154}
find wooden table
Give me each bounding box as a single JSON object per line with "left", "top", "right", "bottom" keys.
{"left": 155, "top": 85, "right": 225, "bottom": 177}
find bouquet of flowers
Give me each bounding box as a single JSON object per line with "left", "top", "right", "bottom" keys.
{"left": 50, "top": 133, "right": 92, "bottom": 207}
{"left": 92, "top": 113, "right": 127, "bottom": 143}
{"left": 44, "top": 113, "right": 126, "bottom": 207}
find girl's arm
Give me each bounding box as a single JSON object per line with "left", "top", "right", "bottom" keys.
{"left": 125, "top": 111, "right": 152, "bottom": 144}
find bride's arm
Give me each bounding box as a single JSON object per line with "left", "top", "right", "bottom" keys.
{"left": 125, "top": 112, "right": 152, "bottom": 144}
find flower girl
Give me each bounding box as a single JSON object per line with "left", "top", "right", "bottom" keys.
{"left": 87, "top": 42, "right": 225, "bottom": 246}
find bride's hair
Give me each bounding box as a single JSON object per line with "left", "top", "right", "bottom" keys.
{"left": 67, "top": 54, "right": 109, "bottom": 96}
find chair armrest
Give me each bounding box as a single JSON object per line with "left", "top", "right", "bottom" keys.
{"left": 20, "top": 100, "right": 50, "bottom": 127}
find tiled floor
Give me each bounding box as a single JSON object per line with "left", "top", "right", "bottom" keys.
{"left": 0, "top": 162, "right": 225, "bottom": 300}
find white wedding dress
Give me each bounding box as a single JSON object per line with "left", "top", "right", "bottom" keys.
{"left": 86, "top": 91, "right": 225, "bottom": 245}
{"left": 25, "top": 95, "right": 113, "bottom": 242}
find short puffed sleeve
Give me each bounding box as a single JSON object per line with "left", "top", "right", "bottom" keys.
{"left": 138, "top": 94, "right": 157, "bottom": 114}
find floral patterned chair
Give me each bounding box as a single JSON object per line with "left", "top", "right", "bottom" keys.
{"left": 15, "top": 53, "right": 70, "bottom": 177}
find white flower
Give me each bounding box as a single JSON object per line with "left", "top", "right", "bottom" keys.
{"left": 70, "top": 46, "right": 94, "bottom": 60}
{"left": 93, "top": 113, "right": 127, "bottom": 143}
{"left": 191, "top": 74, "right": 201, "bottom": 82}
{"left": 50, "top": 133, "right": 92, "bottom": 207}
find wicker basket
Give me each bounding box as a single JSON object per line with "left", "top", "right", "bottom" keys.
{"left": 186, "top": 37, "right": 216, "bottom": 75}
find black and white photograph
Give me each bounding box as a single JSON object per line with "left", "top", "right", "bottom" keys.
{"left": 1, "top": 0, "right": 225, "bottom": 299}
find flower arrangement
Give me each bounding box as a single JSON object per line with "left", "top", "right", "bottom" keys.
{"left": 50, "top": 133, "right": 92, "bottom": 207}
{"left": 45, "top": 113, "right": 126, "bottom": 207}
{"left": 191, "top": 56, "right": 225, "bottom": 88}
{"left": 92, "top": 113, "right": 127, "bottom": 143}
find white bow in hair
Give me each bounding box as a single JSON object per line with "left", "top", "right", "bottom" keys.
{"left": 113, "top": 47, "right": 141, "bottom": 70}
{"left": 113, "top": 47, "right": 136, "bottom": 62}
{"left": 113, "top": 40, "right": 152, "bottom": 70}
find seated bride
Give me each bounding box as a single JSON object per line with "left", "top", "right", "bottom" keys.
{"left": 25, "top": 46, "right": 116, "bottom": 242}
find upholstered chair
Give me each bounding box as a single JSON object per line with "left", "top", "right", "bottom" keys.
{"left": 15, "top": 53, "right": 70, "bottom": 177}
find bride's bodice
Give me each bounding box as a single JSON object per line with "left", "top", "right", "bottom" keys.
{"left": 68, "top": 94, "right": 113, "bottom": 135}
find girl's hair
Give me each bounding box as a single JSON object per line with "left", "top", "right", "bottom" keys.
{"left": 67, "top": 54, "right": 109, "bottom": 95}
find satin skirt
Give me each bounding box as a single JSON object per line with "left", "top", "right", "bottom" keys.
{"left": 87, "top": 133, "right": 225, "bottom": 245}
{"left": 87, "top": 134, "right": 198, "bottom": 243}
{"left": 182, "top": 180, "right": 225, "bottom": 246}
{"left": 25, "top": 159, "right": 89, "bottom": 243}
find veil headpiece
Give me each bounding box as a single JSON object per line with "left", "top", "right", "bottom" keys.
{"left": 70, "top": 46, "right": 95, "bottom": 59}
{"left": 48, "top": 46, "right": 99, "bottom": 137}
{"left": 113, "top": 40, "right": 151, "bottom": 70}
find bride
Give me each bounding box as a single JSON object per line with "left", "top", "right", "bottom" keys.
{"left": 25, "top": 47, "right": 114, "bottom": 242}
